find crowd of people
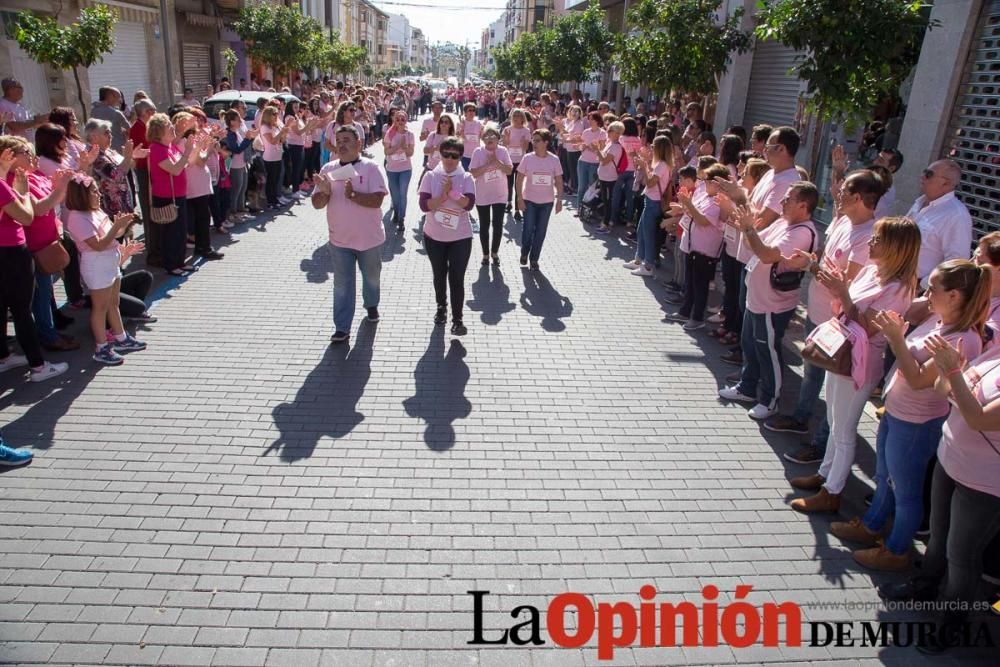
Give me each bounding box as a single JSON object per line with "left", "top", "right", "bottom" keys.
{"left": 1, "top": 73, "right": 998, "bottom": 652}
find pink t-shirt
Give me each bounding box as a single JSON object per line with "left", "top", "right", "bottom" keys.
{"left": 517, "top": 152, "right": 562, "bottom": 204}
{"left": 319, "top": 158, "right": 387, "bottom": 251}
{"left": 0, "top": 177, "right": 23, "bottom": 247}
{"left": 685, "top": 191, "right": 724, "bottom": 257}
{"left": 503, "top": 126, "right": 531, "bottom": 163}
{"left": 384, "top": 129, "right": 415, "bottom": 173}
{"left": 562, "top": 119, "right": 586, "bottom": 152}
{"left": 421, "top": 116, "right": 439, "bottom": 139}
{"left": 938, "top": 344, "right": 1000, "bottom": 496}
{"left": 836, "top": 264, "right": 913, "bottom": 385}
{"left": 597, "top": 142, "right": 622, "bottom": 182}
{"left": 986, "top": 297, "right": 1000, "bottom": 350}
{"left": 744, "top": 218, "right": 817, "bottom": 314}
{"left": 149, "top": 142, "right": 187, "bottom": 199}
{"left": 17, "top": 172, "right": 60, "bottom": 253}
{"left": 620, "top": 136, "right": 643, "bottom": 172}
{"left": 470, "top": 146, "right": 512, "bottom": 206}
{"left": 458, "top": 119, "right": 481, "bottom": 159}
{"left": 180, "top": 139, "right": 214, "bottom": 199}
{"left": 418, "top": 165, "right": 476, "bottom": 242}
{"left": 885, "top": 316, "right": 983, "bottom": 423}
{"left": 65, "top": 208, "right": 118, "bottom": 255}
{"left": 737, "top": 166, "right": 799, "bottom": 264}
{"left": 643, "top": 162, "right": 671, "bottom": 201}
{"left": 807, "top": 215, "right": 874, "bottom": 324}
{"left": 424, "top": 133, "right": 446, "bottom": 170}
{"left": 284, "top": 116, "right": 305, "bottom": 146}
{"left": 580, "top": 127, "right": 606, "bottom": 164}
{"left": 261, "top": 125, "right": 283, "bottom": 162}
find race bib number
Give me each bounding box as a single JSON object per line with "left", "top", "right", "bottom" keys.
{"left": 724, "top": 225, "right": 739, "bottom": 244}
{"left": 484, "top": 170, "right": 501, "bottom": 183}
{"left": 390, "top": 153, "right": 408, "bottom": 163}
{"left": 435, "top": 208, "right": 462, "bottom": 230}
{"left": 811, "top": 320, "right": 849, "bottom": 357}
{"left": 531, "top": 173, "right": 552, "bottom": 187}
{"left": 465, "top": 134, "right": 480, "bottom": 145}
{"left": 508, "top": 148, "right": 523, "bottom": 161}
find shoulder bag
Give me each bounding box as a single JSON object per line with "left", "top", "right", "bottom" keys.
{"left": 802, "top": 305, "right": 858, "bottom": 376}
{"left": 148, "top": 160, "right": 178, "bottom": 225}
{"left": 33, "top": 238, "right": 69, "bottom": 274}
{"left": 770, "top": 224, "right": 815, "bottom": 292}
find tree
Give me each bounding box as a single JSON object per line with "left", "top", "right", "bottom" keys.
{"left": 456, "top": 45, "right": 470, "bottom": 83}
{"left": 615, "top": 0, "right": 750, "bottom": 96}
{"left": 492, "top": 42, "right": 519, "bottom": 84}
{"left": 305, "top": 31, "right": 366, "bottom": 78}
{"left": 13, "top": 5, "right": 117, "bottom": 121}
{"left": 755, "top": 0, "right": 935, "bottom": 123}
{"left": 221, "top": 48, "right": 238, "bottom": 83}
{"left": 233, "top": 1, "right": 322, "bottom": 84}
{"left": 545, "top": 0, "right": 615, "bottom": 87}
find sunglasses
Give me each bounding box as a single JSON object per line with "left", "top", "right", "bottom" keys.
{"left": 922, "top": 168, "right": 937, "bottom": 179}
{"left": 440, "top": 152, "right": 461, "bottom": 159}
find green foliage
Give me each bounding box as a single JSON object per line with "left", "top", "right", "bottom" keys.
{"left": 755, "top": 0, "right": 935, "bottom": 121}
{"left": 615, "top": 0, "right": 751, "bottom": 95}
{"left": 13, "top": 5, "right": 118, "bottom": 119}
{"left": 221, "top": 48, "right": 238, "bottom": 82}
{"left": 304, "top": 31, "right": 367, "bottom": 76}
{"left": 492, "top": 42, "right": 518, "bottom": 83}
{"left": 233, "top": 1, "right": 324, "bottom": 79}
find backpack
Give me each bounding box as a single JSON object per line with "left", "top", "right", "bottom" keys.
{"left": 614, "top": 144, "right": 629, "bottom": 175}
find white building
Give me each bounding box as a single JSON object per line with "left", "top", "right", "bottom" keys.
{"left": 386, "top": 13, "right": 411, "bottom": 68}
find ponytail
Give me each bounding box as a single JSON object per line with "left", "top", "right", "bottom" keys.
{"left": 935, "top": 259, "right": 993, "bottom": 340}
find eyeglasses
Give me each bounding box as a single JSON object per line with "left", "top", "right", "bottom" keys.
{"left": 440, "top": 152, "right": 461, "bottom": 159}
{"left": 764, "top": 143, "right": 782, "bottom": 153}
{"left": 868, "top": 235, "right": 882, "bottom": 246}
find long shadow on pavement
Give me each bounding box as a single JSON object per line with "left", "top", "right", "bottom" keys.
{"left": 519, "top": 268, "right": 573, "bottom": 332}
{"left": 402, "top": 328, "right": 471, "bottom": 452}
{"left": 466, "top": 264, "right": 516, "bottom": 325}
{"left": 264, "top": 321, "right": 376, "bottom": 462}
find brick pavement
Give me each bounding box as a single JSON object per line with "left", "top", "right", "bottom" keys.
{"left": 0, "top": 120, "right": 996, "bottom": 666}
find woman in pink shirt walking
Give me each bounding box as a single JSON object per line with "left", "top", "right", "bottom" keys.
{"left": 515, "top": 129, "right": 563, "bottom": 271}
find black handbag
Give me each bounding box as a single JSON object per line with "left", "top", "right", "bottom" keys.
{"left": 687, "top": 208, "right": 724, "bottom": 270}
{"left": 770, "top": 224, "right": 815, "bottom": 292}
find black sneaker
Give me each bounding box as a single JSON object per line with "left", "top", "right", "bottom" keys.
{"left": 530, "top": 262, "right": 539, "bottom": 271}
{"left": 451, "top": 320, "right": 467, "bottom": 336}
{"left": 764, "top": 415, "right": 810, "bottom": 435}
{"left": 519, "top": 255, "right": 528, "bottom": 267}
{"left": 720, "top": 350, "right": 743, "bottom": 365}
{"left": 366, "top": 307, "right": 379, "bottom": 323}
{"left": 330, "top": 331, "right": 350, "bottom": 344}
{"left": 434, "top": 306, "right": 447, "bottom": 324}
{"left": 131, "top": 311, "right": 158, "bottom": 324}
{"left": 514, "top": 211, "right": 522, "bottom": 222}
{"left": 199, "top": 250, "right": 225, "bottom": 260}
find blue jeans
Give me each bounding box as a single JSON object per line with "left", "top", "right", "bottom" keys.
{"left": 794, "top": 317, "right": 829, "bottom": 437}
{"left": 635, "top": 195, "right": 661, "bottom": 267}
{"left": 864, "top": 412, "right": 947, "bottom": 554}
{"left": 31, "top": 266, "right": 58, "bottom": 344}
{"left": 387, "top": 169, "right": 412, "bottom": 222}
{"left": 329, "top": 243, "right": 382, "bottom": 334}
{"left": 576, "top": 160, "right": 598, "bottom": 209}
{"left": 521, "top": 201, "right": 553, "bottom": 263}
{"left": 610, "top": 171, "right": 636, "bottom": 225}
{"left": 461, "top": 156, "right": 471, "bottom": 171}
{"left": 736, "top": 308, "right": 795, "bottom": 409}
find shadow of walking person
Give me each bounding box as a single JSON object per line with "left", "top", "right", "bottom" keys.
{"left": 466, "top": 264, "right": 516, "bottom": 325}
{"left": 264, "top": 321, "right": 376, "bottom": 463}
{"left": 300, "top": 244, "right": 332, "bottom": 284}
{"left": 402, "top": 330, "right": 471, "bottom": 452}
{"left": 519, "top": 269, "right": 573, "bottom": 332}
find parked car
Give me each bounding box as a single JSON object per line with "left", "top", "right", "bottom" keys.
{"left": 202, "top": 90, "right": 302, "bottom": 129}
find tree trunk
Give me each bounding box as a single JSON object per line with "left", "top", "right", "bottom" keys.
{"left": 72, "top": 67, "right": 88, "bottom": 122}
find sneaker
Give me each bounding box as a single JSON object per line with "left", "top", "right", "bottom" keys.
{"left": 519, "top": 255, "right": 528, "bottom": 267}
{"left": 720, "top": 350, "right": 743, "bottom": 366}
{"left": 784, "top": 444, "right": 824, "bottom": 465}
{"left": 718, "top": 386, "right": 755, "bottom": 403}
{"left": 29, "top": 361, "right": 69, "bottom": 381}
{"left": 763, "top": 415, "right": 810, "bottom": 435}
{"left": 434, "top": 306, "right": 448, "bottom": 324}
{"left": 748, "top": 403, "right": 777, "bottom": 420}
{"left": 623, "top": 260, "right": 642, "bottom": 270}
{"left": 330, "top": 331, "right": 350, "bottom": 344}
{"left": 199, "top": 250, "right": 225, "bottom": 260}
{"left": 451, "top": 320, "right": 467, "bottom": 336}
{"left": 366, "top": 307, "right": 380, "bottom": 323}
{"left": 631, "top": 266, "right": 653, "bottom": 277}
{"left": 707, "top": 312, "right": 725, "bottom": 324}
{"left": 92, "top": 344, "right": 124, "bottom": 366}
{"left": 222, "top": 221, "right": 236, "bottom": 229}
{"left": 0, "top": 442, "right": 32, "bottom": 467}
{"left": 662, "top": 293, "right": 684, "bottom": 305}
{"left": 682, "top": 320, "right": 705, "bottom": 331}
{"left": 0, "top": 354, "right": 28, "bottom": 374}
{"left": 112, "top": 334, "right": 147, "bottom": 353}
{"left": 131, "top": 312, "right": 158, "bottom": 324}
{"left": 663, "top": 312, "right": 688, "bottom": 323}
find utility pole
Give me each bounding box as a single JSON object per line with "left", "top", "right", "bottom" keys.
{"left": 159, "top": 0, "right": 175, "bottom": 104}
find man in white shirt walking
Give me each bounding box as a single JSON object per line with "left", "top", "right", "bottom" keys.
{"left": 905, "top": 159, "right": 972, "bottom": 288}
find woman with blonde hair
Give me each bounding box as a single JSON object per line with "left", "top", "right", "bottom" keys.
{"left": 259, "top": 106, "right": 290, "bottom": 209}
{"left": 626, "top": 134, "right": 673, "bottom": 276}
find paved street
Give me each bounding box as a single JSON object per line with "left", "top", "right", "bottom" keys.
{"left": 0, "top": 121, "right": 996, "bottom": 666}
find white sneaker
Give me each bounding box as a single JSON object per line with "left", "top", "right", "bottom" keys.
{"left": 719, "top": 386, "right": 755, "bottom": 403}
{"left": 0, "top": 354, "right": 28, "bottom": 374}
{"left": 707, "top": 312, "right": 725, "bottom": 324}
{"left": 623, "top": 260, "right": 642, "bottom": 270}
{"left": 29, "top": 361, "right": 68, "bottom": 383}
{"left": 222, "top": 221, "right": 236, "bottom": 229}
{"left": 631, "top": 266, "right": 654, "bottom": 277}
{"left": 748, "top": 403, "right": 778, "bottom": 420}
{"left": 683, "top": 320, "right": 705, "bottom": 331}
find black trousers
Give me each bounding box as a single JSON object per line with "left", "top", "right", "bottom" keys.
{"left": 600, "top": 180, "right": 615, "bottom": 225}
{"left": 264, "top": 159, "right": 282, "bottom": 205}
{"left": 721, "top": 252, "right": 744, "bottom": 334}
{"left": 565, "top": 150, "right": 580, "bottom": 192}
{"left": 0, "top": 245, "right": 44, "bottom": 367}
{"left": 424, "top": 235, "right": 472, "bottom": 321}
{"left": 506, "top": 164, "right": 520, "bottom": 208}
{"left": 187, "top": 194, "right": 213, "bottom": 255}
{"left": 476, "top": 203, "right": 506, "bottom": 256}
{"left": 120, "top": 270, "right": 153, "bottom": 318}
{"left": 680, "top": 251, "right": 717, "bottom": 323}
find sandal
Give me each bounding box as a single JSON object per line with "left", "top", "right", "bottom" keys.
{"left": 720, "top": 331, "right": 739, "bottom": 345}
{"left": 707, "top": 326, "right": 727, "bottom": 339}
{"left": 491, "top": 253, "right": 500, "bottom": 265}
{"left": 482, "top": 256, "right": 489, "bottom": 266}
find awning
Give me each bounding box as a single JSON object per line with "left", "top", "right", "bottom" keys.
{"left": 185, "top": 12, "right": 224, "bottom": 29}
{"left": 81, "top": 0, "right": 159, "bottom": 25}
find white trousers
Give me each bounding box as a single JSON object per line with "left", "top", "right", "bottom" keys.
{"left": 818, "top": 372, "right": 880, "bottom": 494}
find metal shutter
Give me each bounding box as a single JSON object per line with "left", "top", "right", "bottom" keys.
{"left": 88, "top": 21, "right": 152, "bottom": 104}
{"left": 182, "top": 44, "right": 213, "bottom": 93}
{"left": 943, "top": 0, "right": 1000, "bottom": 239}
{"left": 743, "top": 39, "right": 802, "bottom": 129}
